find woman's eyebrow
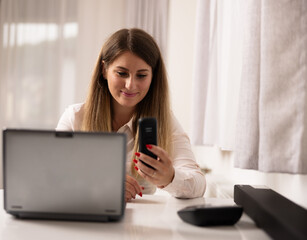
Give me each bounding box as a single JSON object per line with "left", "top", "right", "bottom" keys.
{"left": 115, "top": 66, "right": 128, "bottom": 71}
{"left": 137, "top": 69, "right": 150, "bottom": 72}
{"left": 115, "top": 66, "right": 150, "bottom": 72}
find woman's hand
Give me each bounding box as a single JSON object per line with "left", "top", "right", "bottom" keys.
{"left": 134, "top": 145, "right": 175, "bottom": 188}
{"left": 125, "top": 174, "right": 143, "bottom": 202}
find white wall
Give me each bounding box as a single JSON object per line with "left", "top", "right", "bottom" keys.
{"left": 167, "top": 0, "right": 307, "bottom": 209}
{"left": 167, "top": 0, "right": 197, "bottom": 136}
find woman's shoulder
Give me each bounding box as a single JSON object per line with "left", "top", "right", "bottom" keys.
{"left": 66, "top": 103, "right": 85, "bottom": 113}
{"left": 170, "top": 111, "right": 185, "bottom": 134}
{"left": 56, "top": 103, "right": 85, "bottom": 131}
{"left": 66, "top": 103, "right": 85, "bottom": 130}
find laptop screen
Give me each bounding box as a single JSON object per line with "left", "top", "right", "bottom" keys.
{"left": 3, "top": 129, "right": 126, "bottom": 221}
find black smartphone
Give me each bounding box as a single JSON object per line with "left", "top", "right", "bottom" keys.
{"left": 138, "top": 117, "right": 157, "bottom": 169}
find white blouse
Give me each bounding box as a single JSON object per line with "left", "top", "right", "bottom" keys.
{"left": 56, "top": 103, "right": 206, "bottom": 198}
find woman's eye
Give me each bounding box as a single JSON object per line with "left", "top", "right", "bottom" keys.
{"left": 117, "top": 72, "right": 128, "bottom": 77}
{"left": 137, "top": 74, "right": 147, "bottom": 79}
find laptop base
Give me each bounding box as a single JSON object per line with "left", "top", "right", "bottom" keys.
{"left": 8, "top": 211, "right": 124, "bottom": 222}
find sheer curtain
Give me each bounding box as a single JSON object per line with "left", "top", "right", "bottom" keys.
{"left": 0, "top": 0, "right": 78, "bottom": 129}
{"left": 235, "top": 0, "right": 307, "bottom": 174}
{"left": 191, "top": 0, "right": 242, "bottom": 151}
{"left": 0, "top": 0, "right": 80, "bottom": 189}
{"left": 125, "top": 0, "right": 169, "bottom": 58}
{"left": 192, "top": 0, "right": 307, "bottom": 174}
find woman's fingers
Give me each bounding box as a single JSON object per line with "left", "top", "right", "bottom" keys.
{"left": 145, "top": 144, "right": 168, "bottom": 161}
{"left": 135, "top": 160, "right": 159, "bottom": 179}
{"left": 134, "top": 145, "right": 175, "bottom": 187}
{"left": 134, "top": 155, "right": 158, "bottom": 172}
{"left": 125, "top": 175, "right": 143, "bottom": 202}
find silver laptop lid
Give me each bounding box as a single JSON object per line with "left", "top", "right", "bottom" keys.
{"left": 3, "top": 129, "right": 126, "bottom": 221}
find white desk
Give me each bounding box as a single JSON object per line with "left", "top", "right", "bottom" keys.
{"left": 0, "top": 190, "right": 270, "bottom": 240}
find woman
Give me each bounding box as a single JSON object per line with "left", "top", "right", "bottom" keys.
{"left": 56, "top": 28, "right": 206, "bottom": 201}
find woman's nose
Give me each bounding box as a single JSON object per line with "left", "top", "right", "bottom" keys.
{"left": 125, "top": 76, "right": 135, "bottom": 89}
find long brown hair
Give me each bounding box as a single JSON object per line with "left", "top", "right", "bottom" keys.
{"left": 82, "top": 28, "right": 172, "bottom": 176}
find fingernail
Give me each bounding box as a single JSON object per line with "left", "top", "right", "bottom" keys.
{"left": 139, "top": 192, "right": 143, "bottom": 197}
{"left": 146, "top": 144, "right": 152, "bottom": 149}
{"left": 134, "top": 166, "right": 139, "bottom": 171}
{"left": 135, "top": 152, "right": 140, "bottom": 157}
{"left": 142, "top": 186, "right": 145, "bottom": 190}
{"left": 133, "top": 159, "right": 138, "bottom": 164}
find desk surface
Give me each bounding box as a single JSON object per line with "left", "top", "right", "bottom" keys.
{"left": 0, "top": 189, "right": 270, "bottom": 240}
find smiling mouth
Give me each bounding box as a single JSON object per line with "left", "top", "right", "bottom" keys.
{"left": 121, "top": 91, "right": 138, "bottom": 97}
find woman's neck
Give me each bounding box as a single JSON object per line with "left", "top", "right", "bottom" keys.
{"left": 112, "top": 101, "right": 135, "bottom": 132}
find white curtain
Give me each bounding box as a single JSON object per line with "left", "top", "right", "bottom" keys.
{"left": 191, "top": 0, "right": 242, "bottom": 150}
{"left": 192, "top": 0, "right": 307, "bottom": 174}
{"left": 235, "top": 0, "right": 307, "bottom": 174}
{"left": 0, "top": 0, "right": 80, "bottom": 189}
{"left": 125, "top": 0, "right": 169, "bottom": 58}
{"left": 0, "top": 0, "right": 78, "bottom": 129}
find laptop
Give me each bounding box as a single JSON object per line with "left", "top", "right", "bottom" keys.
{"left": 2, "top": 129, "right": 126, "bottom": 222}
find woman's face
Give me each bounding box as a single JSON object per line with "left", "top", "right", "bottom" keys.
{"left": 104, "top": 51, "right": 153, "bottom": 112}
